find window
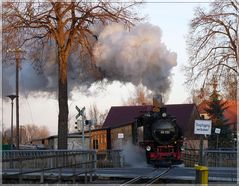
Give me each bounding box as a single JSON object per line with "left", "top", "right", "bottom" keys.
{"left": 93, "top": 139, "right": 99, "bottom": 150}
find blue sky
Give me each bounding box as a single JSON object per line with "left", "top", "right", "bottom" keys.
{"left": 142, "top": 2, "right": 202, "bottom": 104}
{"left": 2, "top": 1, "right": 211, "bottom": 135}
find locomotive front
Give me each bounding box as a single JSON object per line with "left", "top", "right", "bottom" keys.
{"left": 151, "top": 113, "right": 179, "bottom": 145}
{"left": 139, "top": 96, "right": 183, "bottom": 167}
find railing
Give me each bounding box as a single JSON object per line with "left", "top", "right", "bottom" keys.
{"left": 181, "top": 148, "right": 200, "bottom": 167}
{"left": 2, "top": 150, "right": 97, "bottom": 183}
{"left": 181, "top": 148, "right": 237, "bottom": 167}
{"left": 204, "top": 149, "right": 237, "bottom": 167}
{"left": 96, "top": 150, "right": 123, "bottom": 168}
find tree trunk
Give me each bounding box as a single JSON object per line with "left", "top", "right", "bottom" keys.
{"left": 57, "top": 50, "right": 68, "bottom": 149}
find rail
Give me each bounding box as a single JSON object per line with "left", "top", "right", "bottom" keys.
{"left": 145, "top": 167, "right": 173, "bottom": 185}
{"left": 2, "top": 150, "right": 97, "bottom": 183}
{"left": 120, "top": 167, "right": 172, "bottom": 185}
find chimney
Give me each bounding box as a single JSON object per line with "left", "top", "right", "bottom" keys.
{"left": 152, "top": 94, "right": 164, "bottom": 112}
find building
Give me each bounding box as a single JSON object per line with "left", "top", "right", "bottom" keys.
{"left": 31, "top": 133, "right": 90, "bottom": 150}
{"left": 89, "top": 128, "right": 110, "bottom": 151}
{"left": 102, "top": 104, "right": 202, "bottom": 150}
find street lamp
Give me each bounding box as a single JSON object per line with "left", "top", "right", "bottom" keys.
{"left": 6, "top": 95, "right": 17, "bottom": 150}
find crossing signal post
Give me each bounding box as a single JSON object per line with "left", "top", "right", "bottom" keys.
{"left": 84, "top": 120, "right": 92, "bottom": 149}
{"left": 75, "top": 106, "right": 86, "bottom": 150}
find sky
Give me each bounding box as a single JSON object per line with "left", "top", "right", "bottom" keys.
{"left": 2, "top": 0, "right": 212, "bottom": 136}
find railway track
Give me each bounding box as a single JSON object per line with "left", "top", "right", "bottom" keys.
{"left": 145, "top": 167, "right": 173, "bottom": 185}
{"left": 120, "top": 167, "right": 173, "bottom": 185}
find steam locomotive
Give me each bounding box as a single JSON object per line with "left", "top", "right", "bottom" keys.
{"left": 138, "top": 99, "right": 183, "bottom": 167}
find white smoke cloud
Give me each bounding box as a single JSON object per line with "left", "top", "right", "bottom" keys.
{"left": 3, "top": 22, "right": 177, "bottom": 99}
{"left": 93, "top": 23, "right": 177, "bottom": 94}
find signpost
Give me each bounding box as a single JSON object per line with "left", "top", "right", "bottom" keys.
{"left": 215, "top": 128, "right": 221, "bottom": 149}
{"left": 194, "top": 120, "right": 212, "bottom": 185}
{"left": 194, "top": 120, "right": 212, "bottom": 166}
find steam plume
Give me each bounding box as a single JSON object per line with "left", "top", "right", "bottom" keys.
{"left": 3, "top": 23, "right": 177, "bottom": 98}
{"left": 93, "top": 23, "right": 177, "bottom": 94}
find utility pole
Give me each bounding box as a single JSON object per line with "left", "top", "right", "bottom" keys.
{"left": 7, "top": 48, "right": 24, "bottom": 150}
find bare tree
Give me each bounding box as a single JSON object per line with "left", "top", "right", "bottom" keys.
{"left": 3, "top": 124, "right": 50, "bottom": 145}
{"left": 221, "top": 72, "right": 237, "bottom": 100}
{"left": 185, "top": 85, "right": 211, "bottom": 104}
{"left": 185, "top": 0, "right": 238, "bottom": 90}
{"left": 88, "top": 104, "right": 108, "bottom": 128}
{"left": 98, "top": 110, "right": 108, "bottom": 127}
{"left": 3, "top": 1, "right": 142, "bottom": 149}
{"left": 2, "top": 123, "right": 11, "bottom": 144}
{"left": 124, "top": 85, "right": 152, "bottom": 106}
{"left": 25, "top": 124, "right": 50, "bottom": 143}
{"left": 88, "top": 104, "right": 99, "bottom": 125}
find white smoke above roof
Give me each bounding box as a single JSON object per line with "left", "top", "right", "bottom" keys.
{"left": 93, "top": 23, "right": 177, "bottom": 94}
{"left": 3, "top": 23, "right": 177, "bottom": 98}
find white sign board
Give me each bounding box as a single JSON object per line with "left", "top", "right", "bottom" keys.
{"left": 118, "top": 133, "right": 124, "bottom": 139}
{"left": 194, "top": 120, "right": 212, "bottom": 135}
{"left": 215, "top": 128, "right": 221, "bottom": 134}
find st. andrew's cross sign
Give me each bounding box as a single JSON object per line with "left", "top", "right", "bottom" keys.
{"left": 75, "top": 106, "right": 85, "bottom": 119}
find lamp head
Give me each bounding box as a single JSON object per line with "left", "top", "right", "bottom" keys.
{"left": 6, "top": 95, "right": 17, "bottom": 100}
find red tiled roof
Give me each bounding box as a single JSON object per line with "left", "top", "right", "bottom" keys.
{"left": 224, "top": 100, "right": 237, "bottom": 124}
{"left": 197, "top": 100, "right": 238, "bottom": 124}
{"left": 103, "top": 104, "right": 200, "bottom": 138}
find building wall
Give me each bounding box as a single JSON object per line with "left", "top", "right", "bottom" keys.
{"left": 68, "top": 137, "right": 90, "bottom": 150}
{"left": 110, "top": 124, "right": 132, "bottom": 149}
{"left": 184, "top": 139, "right": 208, "bottom": 150}
{"left": 186, "top": 106, "right": 201, "bottom": 140}
{"left": 91, "top": 129, "right": 108, "bottom": 151}
{"left": 31, "top": 138, "right": 48, "bottom": 146}
{"left": 47, "top": 137, "right": 90, "bottom": 150}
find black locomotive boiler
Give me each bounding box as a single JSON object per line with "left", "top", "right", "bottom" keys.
{"left": 139, "top": 104, "right": 183, "bottom": 167}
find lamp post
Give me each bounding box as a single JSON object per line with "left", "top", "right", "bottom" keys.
{"left": 6, "top": 95, "right": 17, "bottom": 150}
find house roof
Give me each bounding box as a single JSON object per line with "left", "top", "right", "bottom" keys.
{"left": 103, "top": 104, "right": 200, "bottom": 137}
{"left": 197, "top": 100, "right": 238, "bottom": 125}
{"left": 103, "top": 105, "right": 152, "bottom": 129}
{"left": 225, "top": 100, "right": 237, "bottom": 125}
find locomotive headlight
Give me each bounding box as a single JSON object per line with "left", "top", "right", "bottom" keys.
{"left": 146, "top": 146, "right": 151, "bottom": 151}
{"left": 162, "top": 112, "right": 167, "bottom": 117}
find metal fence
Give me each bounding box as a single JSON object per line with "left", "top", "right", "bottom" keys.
{"left": 96, "top": 150, "right": 123, "bottom": 168}
{"left": 181, "top": 148, "right": 237, "bottom": 167}
{"left": 181, "top": 148, "right": 200, "bottom": 167}
{"left": 2, "top": 150, "right": 96, "bottom": 183}
{"left": 204, "top": 149, "right": 237, "bottom": 167}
